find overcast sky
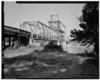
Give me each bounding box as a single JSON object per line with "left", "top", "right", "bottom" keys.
{"left": 4, "top": 2, "right": 85, "bottom": 38}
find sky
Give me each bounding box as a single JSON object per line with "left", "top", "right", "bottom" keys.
{"left": 4, "top": 1, "right": 85, "bottom": 38}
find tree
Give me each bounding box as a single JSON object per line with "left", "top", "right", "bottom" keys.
{"left": 70, "top": 2, "right": 99, "bottom": 57}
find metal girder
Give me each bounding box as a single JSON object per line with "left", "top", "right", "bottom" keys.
{"left": 21, "top": 19, "right": 65, "bottom": 41}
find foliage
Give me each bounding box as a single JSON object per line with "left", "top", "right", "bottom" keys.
{"left": 70, "top": 2, "right": 99, "bottom": 56}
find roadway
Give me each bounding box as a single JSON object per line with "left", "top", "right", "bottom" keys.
{"left": 3, "top": 46, "right": 98, "bottom": 79}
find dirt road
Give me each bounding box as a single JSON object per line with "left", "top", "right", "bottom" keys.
{"left": 3, "top": 50, "right": 99, "bottom": 79}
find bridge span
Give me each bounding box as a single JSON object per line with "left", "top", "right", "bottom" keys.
{"left": 3, "top": 15, "right": 66, "bottom": 50}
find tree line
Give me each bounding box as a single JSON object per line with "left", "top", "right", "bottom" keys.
{"left": 70, "top": 2, "right": 99, "bottom": 58}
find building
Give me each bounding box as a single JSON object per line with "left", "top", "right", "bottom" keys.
{"left": 2, "top": 25, "right": 31, "bottom": 50}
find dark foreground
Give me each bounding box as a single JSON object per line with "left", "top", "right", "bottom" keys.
{"left": 3, "top": 50, "right": 99, "bottom": 79}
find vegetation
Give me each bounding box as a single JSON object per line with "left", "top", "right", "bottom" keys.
{"left": 70, "top": 2, "right": 99, "bottom": 58}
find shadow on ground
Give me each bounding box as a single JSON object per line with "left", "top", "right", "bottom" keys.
{"left": 2, "top": 44, "right": 99, "bottom": 79}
